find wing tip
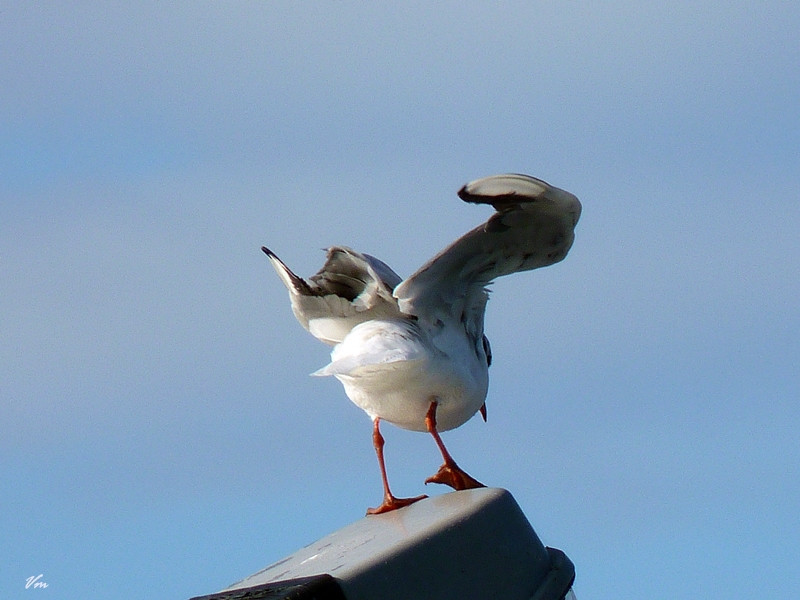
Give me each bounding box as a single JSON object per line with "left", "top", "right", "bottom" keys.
{"left": 458, "top": 173, "right": 551, "bottom": 206}
{"left": 261, "top": 246, "right": 314, "bottom": 294}
{"left": 458, "top": 173, "right": 581, "bottom": 227}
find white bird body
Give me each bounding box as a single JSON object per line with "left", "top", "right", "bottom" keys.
{"left": 263, "top": 173, "right": 580, "bottom": 513}
{"left": 315, "top": 318, "right": 489, "bottom": 432}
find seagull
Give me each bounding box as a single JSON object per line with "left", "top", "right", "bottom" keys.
{"left": 263, "top": 174, "right": 581, "bottom": 514}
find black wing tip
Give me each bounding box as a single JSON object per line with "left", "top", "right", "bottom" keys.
{"left": 261, "top": 247, "right": 315, "bottom": 294}
{"left": 458, "top": 173, "right": 555, "bottom": 210}
{"left": 457, "top": 183, "right": 495, "bottom": 205}
{"left": 458, "top": 188, "right": 523, "bottom": 209}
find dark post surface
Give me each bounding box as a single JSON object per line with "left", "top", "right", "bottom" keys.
{"left": 189, "top": 575, "right": 345, "bottom": 600}
{"left": 194, "top": 488, "right": 574, "bottom": 600}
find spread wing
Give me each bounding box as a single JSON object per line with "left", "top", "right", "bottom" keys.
{"left": 393, "top": 174, "right": 581, "bottom": 337}
{"left": 263, "top": 246, "right": 403, "bottom": 345}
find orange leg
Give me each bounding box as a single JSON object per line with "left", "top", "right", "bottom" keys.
{"left": 367, "top": 418, "right": 427, "bottom": 515}
{"left": 424, "top": 401, "right": 485, "bottom": 490}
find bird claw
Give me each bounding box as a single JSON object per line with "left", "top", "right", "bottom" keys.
{"left": 425, "top": 463, "right": 485, "bottom": 491}
{"left": 366, "top": 493, "right": 428, "bottom": 515}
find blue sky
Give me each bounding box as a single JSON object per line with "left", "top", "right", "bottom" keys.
{"left": 2, "top": 3, "right": 799, "bottom": 598}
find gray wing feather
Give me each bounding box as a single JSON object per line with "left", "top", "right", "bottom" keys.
{"left": 393, "top": 174, "right": 581, "bottom": 330}
{"left": 263, "top": 246, "right": 403, "bottom": 345}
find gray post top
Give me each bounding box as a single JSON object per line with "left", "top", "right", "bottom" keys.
{"left": 198, "top": 488, "right": 574, "bottom": 600}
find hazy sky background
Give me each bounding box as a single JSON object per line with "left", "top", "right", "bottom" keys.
{"left": 2, "top": 3, "right": 798, "bottom": 599}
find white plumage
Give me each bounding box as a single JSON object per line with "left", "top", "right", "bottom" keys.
{"left": 263, "top": 173, "right": 581, "bottom": 513}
